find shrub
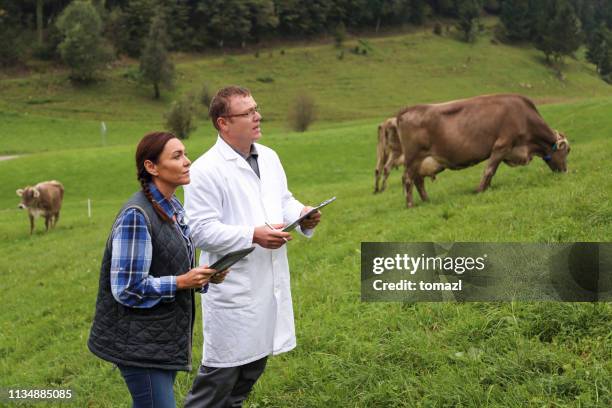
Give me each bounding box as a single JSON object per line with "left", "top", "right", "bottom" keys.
{"left": 199, "top": 83, "right": 213, "bottom": 117}
{"left": 433, "top": 22, "right": 443, "bottom": 36}
{"left": 256, "top": 76, "right": 274, "bottom": 83}
{"left": 122, "top": 66, "right": 142, "bottom": 82}
{"left": 165, "top": 95, "right": 197, "bottom": 139}
{"left": 334, "top": 21, "right": 347, "bottom": 48}
{"left": 288, "top": 93, "right": 316, "bottom": 132}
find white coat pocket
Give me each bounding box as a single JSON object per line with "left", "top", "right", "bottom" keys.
{"left": 206, "top": 260, "right": 251, "bottom": 308}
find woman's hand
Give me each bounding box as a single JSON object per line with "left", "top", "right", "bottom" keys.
{"left": 176, "top": 266, "right": 216, "bottom": 289}
{"left": 210, "top": 269, "right": 229, "bottom": 284}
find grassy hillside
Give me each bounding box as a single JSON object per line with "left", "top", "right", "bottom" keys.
{"left": 1, "top": 28, "right": 611, "bottom": 407}
{"left": 1, "top": 28, "right": 612, "bottom": 154}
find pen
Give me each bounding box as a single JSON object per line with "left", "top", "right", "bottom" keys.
{"left": 265, "top": 221, "right": 288, "bottom": 242}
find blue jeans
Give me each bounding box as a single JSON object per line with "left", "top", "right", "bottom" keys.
{"left": 118, "top": 364, "right": 177, "bottom": 408}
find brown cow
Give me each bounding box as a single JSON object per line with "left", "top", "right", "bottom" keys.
{"left": 396, "top": 94, "right": 570, "bottom": 207}
{"left": 374, "top": 117, "right": 404, "bottom": 193}
{"left": 16, "top": 180, "right": 64, "bottom": 234}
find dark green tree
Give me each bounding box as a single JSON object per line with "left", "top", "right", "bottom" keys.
{"left": 328, "top": 0, "right": 368, "bottom": 28}
{"left": 500, "top": 0, "right": 532, "bottom": 41}
{"left": 586, "top": 24, "right": 612, "bottom": 81}
{"left": 483, "top": 0, "right": 501, "bottom": 14}
{"left": 430, "top": 0, "right": 456, "bottom": 16}
{"left": 596, "top": 0, "right": 612, "bottom": 28}
{"left": 0, "top": 1, "right": 25, "bottom": 66}
{"left": 409, "top": 0, "right": 428, "bottom": 24}
{"left": 140, "top": 8, "right": 175, "bottom": 99}
{"left": 196, "top": 0, "right": 251, "bottom": 47}
{"left": 571, "top": 0, "right": 597, "bottom": 35}
{"left": 35, "top": 0, "right": 45, "bottom": 45}
{"left": 456, "top": 0, "right": 482, "bottom": 42}
{"left": 104, "top": 6, "right": 128, "bottom": 57}
{"left": 56, "top": 0, "right": 108, "bottom": 82}
{"left": 247, "top": 0, "right": 279, "bottom": 42}
{"left": 119, "top": 0, "right": 155, "bottom": 56}
{"left": 535, "top": 0, "right": 583, "bottom": 64}
{"left": 275, "top": 0, "right": 331, "bottom": 35}
{"left": 156, "top": 0, "right": 194, "bottom": 51}
{"left": 29, "top": 0, "right": 71, "bottom": 57}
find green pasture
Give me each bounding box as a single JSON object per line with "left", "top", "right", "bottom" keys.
{"left": 1, "top": 28, "right": 611, "bottom": 407}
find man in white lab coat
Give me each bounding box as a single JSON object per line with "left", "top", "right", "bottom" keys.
{"left": 183, "top": 86, "right": 321, "bottom": 407}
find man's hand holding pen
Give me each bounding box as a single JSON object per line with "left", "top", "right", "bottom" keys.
{"left": 253, "top": 223, "right": 292, "bottom": 249}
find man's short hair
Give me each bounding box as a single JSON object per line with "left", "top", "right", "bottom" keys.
{"left": 209, "top": 86, "right": 251, "bottom": 130}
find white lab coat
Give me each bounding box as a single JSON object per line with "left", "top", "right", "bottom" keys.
{"left": 184, "top": 136, "right": 311, "bottom": 367}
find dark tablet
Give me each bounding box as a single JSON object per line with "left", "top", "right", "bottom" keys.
{"left": 282, "top": 196, "right": 336, "bottom": 232}
{"left": 210, "top": 247, "right": 256, "bottom": 273}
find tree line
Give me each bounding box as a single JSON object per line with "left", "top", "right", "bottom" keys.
{"left": 1, "top": 0, "right": 611, "bottom": 84}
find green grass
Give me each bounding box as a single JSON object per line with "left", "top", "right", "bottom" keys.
{"left": 1, "top": 27, "right": 611, "bottom": 407}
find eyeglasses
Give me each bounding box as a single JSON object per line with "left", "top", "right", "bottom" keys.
{"left": 223, "top": 106, "right": 260, "bottom": 119}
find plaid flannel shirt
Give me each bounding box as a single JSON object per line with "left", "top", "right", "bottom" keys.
{"left": 110, "top": 183, "right": 193, "bottom": 308}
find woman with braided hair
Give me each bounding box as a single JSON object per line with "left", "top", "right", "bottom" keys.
{"left": 88, "top": 131, "right": 228, "bottom": 408}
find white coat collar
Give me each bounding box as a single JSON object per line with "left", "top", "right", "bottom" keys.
{"left": 215, "top": 135, "right": 258, "bottom": 161}
{"left": 215, "top": 135, "right": 258, "bottom": 175}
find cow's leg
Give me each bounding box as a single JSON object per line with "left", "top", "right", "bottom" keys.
{"left": 44, "top": 215, "right": 50, "bottom": 231}
{"left": 374, "top": 145, "right": 386, "bottom": 194}
{"left": 374, "top": 169, "right": 381, "bottom": 193}
{"left": 381, "top": 156, "right": 394, "bottom": 192}
{"left": 29, "top": 214, "right": 35, "bottom": 235}
{"left": 414, "top": 176, "right": 429, "bottom": 202}
{"left": 477, "top": 152, "right": 505, "bottom": 192}
{"left": 54, "top": 212, "right": 60, "bottom": 227}
{"left": 403, "top": 168, "right": 415, "bottom": 208}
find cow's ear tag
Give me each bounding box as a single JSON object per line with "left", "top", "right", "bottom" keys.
{"left": 552, "top": 143, "right": 558, "bottom": 152}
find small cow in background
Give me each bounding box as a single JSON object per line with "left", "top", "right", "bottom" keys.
{"left": 16, "top": 180, "right": 64, "bottom": 234}
{"left": 374, "top": 117, "right": 404, "bottom": 193}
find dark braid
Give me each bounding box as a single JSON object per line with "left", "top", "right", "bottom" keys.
{"left": 139, "top": 173, "right": 172, "bottom": 223}
{"left": 135, "top": 132, "right": 177, "bottom": 223}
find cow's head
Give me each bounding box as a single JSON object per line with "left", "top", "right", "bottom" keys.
{"left": 16, "top": 186, "right": 40, "bottom": 209}
{"left": 543, "top": 130, "right": 570, "bottom": 172}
